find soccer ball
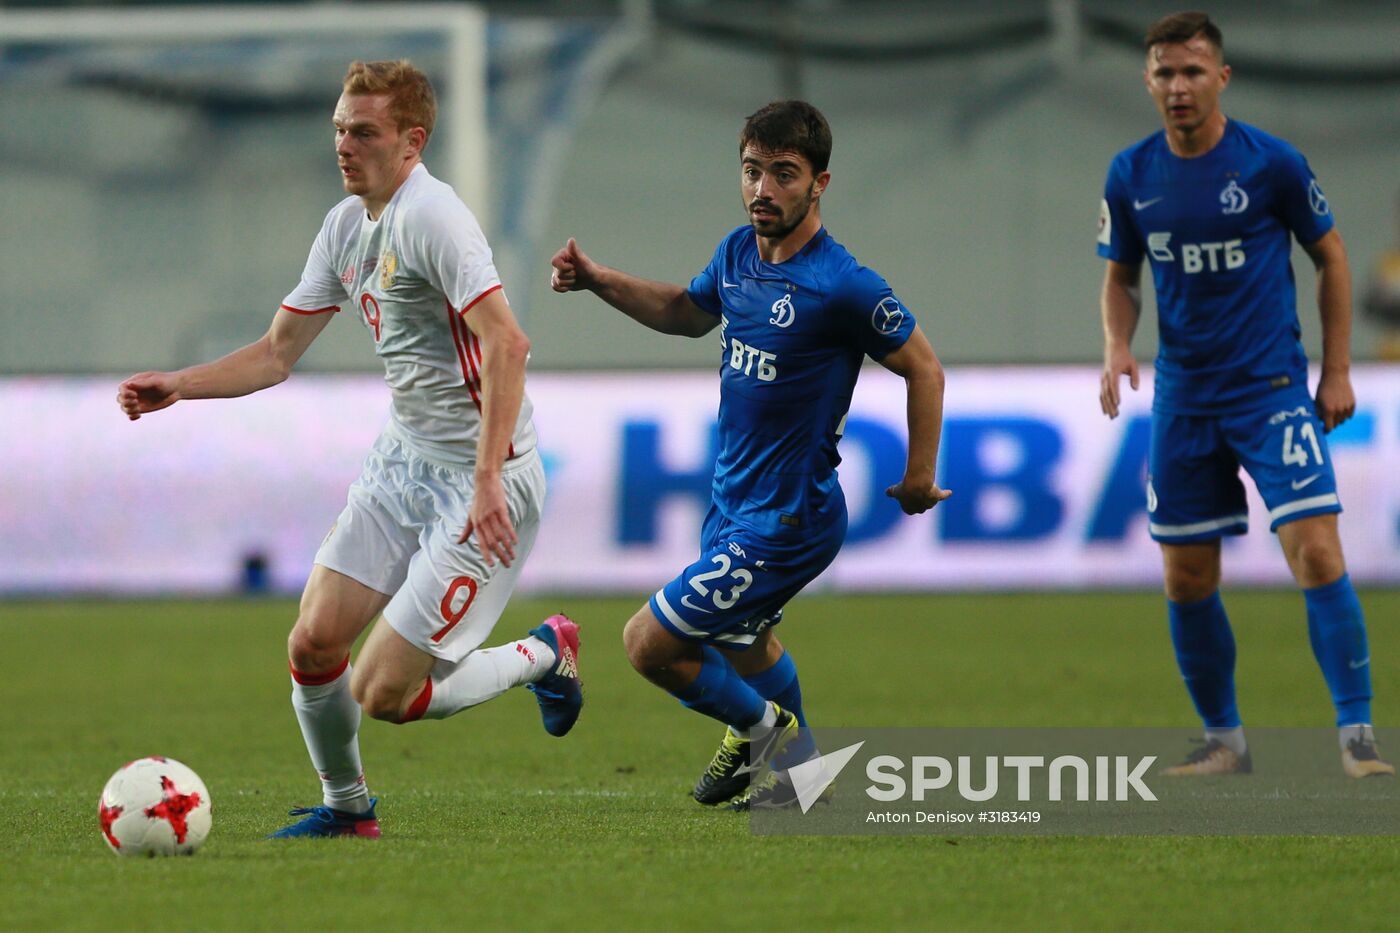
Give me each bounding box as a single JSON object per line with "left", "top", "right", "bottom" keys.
{"left": 98, "top": 757, "right": 212, "bottom": 857}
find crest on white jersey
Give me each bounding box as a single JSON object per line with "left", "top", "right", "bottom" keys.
{"left": 1219, "top": 180, "right": 1249, "bottom": 215}
{"left": 1147, "top": 232, "right": 1174, "bottom": 262}
{"left": 1308, "top": 179, "right": 1330, "bottom": 216}
{"left": 871, "top": 297, "right": 905, "bottom": 336}
{"left": 379, "top": 250, "right": 398, "bottom": 291}
{"left": 1097, "top": 198, "right": 1111, "bottom": 246}
{"left": 769, "top": 293, "right": 796, "bottom": 328}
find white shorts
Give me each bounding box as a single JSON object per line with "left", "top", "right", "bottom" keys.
{"left": 315, "top": 425, "right": 545, "bottom": 663}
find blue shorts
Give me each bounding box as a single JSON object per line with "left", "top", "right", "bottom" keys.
{"left": 649, "top": 505, "right": 846, "bottom": 651}
{"left": 1147, "top": 390, "right": 1342, "bottom": 544}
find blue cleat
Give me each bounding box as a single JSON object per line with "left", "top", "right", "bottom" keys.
{"left": 266, "top": 798, "right": 381, "bottom": 839}
{"left": 526, "top": 614, "right": 583, "bottom": 737}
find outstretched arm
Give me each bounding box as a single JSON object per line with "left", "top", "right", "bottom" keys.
{"left": 550, "top": 237, "right": 718, "bottom": 338}
{"left": 1099, "top": 259, "right": 1143, "bottom": 419}
{"left": 116, "top": 306, "right": 333, "bottom": 420}
{"left": 1302, "top": 228, "right": 1355, "bottom": 431}
{"left": 457, "top": 289, "right": 531, "bottom": 568}
{"left": 879, "top": 325, "right": 951, "bottom": 515}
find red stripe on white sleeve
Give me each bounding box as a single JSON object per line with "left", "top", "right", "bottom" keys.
{"left": 445, "top": 300, "right": 470, "bottom": 381}
{"left": 457, "top": 283, "right": 503, "bottom": 317}
{"left": 462, "top": 327, "right": 484, "bottom": 400}
{"left": 446, "top": 300, "right": 483, "bottom": 410}
{"left": 459, "top": 317, "right": 483, "bottom": 390}
{"left": 451, "top": 299, "right": 520, "bottom": 460}
{"left": 280, "top": 303, "right": 340, "bottom": 315}
{"left": 468, "top": 331, "right": 484, "bottom": 371}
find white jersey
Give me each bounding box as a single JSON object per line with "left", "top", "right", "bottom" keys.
{"left": 282, "top": 163, "right": 536, "bottom": 465}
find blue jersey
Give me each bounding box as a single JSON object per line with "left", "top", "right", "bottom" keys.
{"left": 1097, "top": 119, "right": 1334, "bottom": 414}
{"left": 687, "top": 225, "right": 915, "bottom": 538}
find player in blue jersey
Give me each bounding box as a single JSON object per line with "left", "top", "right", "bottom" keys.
{"left": 551, "top": 100, "right": 949, "bottom": 808}
{"left": 1097, "top": 12, "right": 1390, "bottom": 778}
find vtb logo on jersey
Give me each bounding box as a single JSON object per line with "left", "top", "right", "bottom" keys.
{"left": 1146, "top": 232, "right": 1246, "bottom": 274}
{"left": 871, "top": 297, "right": 905, "bottom": 336}
{"left": 1148, "top": 233, "right": 1174, "bottom": 262}
{"left": 1219, "top": 180, "right": 1249, "bottom": 215}
{"left": 769, "top": 293, "right": 796, "bottom": 328}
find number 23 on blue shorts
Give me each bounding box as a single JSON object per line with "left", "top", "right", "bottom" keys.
{"left": 649, "top": 525, "right": 842, "bottom": 650}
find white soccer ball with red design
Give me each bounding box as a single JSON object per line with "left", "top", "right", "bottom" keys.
{"left": 98, "top": 757, "right": 212, "bottom": 856}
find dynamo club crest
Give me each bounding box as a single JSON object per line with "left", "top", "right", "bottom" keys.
{"left": 1219, "top": 180, "right": 1248, "bottom": 215}
{"left": 769, "top": 293, "right": 796, "bottom": 328}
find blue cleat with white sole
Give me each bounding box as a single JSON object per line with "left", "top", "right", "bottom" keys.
{"left": 267, "top": 798, "right": 381, "bottom": 839}
{"left": 526, "top": 614, "right": 583, "bottom": 737}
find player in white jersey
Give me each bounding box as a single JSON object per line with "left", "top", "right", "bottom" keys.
{"left": 116, "top": 61, "right": 583, "bottom": 838}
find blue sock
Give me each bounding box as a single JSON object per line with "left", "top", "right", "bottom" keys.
{"left": 1168, "top": 592, "right": 1240, "bottom": 729}
{"left": 671, "top": 645, "right": 767, "bottom": 730}
{"left": 741, "top": 650, "right": 807, "bottom": 726}
{"left": 742, "top": 650, "right": 814, "bottom": 768}
{"left": 1304, "top": 573, "right": 1372, "bottom": 727}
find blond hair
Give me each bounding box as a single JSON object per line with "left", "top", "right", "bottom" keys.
{"left": 342, "top": 60, "right": 437, "bottom": 142}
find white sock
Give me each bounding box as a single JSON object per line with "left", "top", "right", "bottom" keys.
{"left": 1205, "top": 726, "right": 1247, "bottom": 757}
{"left": 422, "top": 637, "right": 555, "bottom": 720}
{"left": 739, "top": 702, "right": 778, "bottom": 739}
{"left": 1340, "top": 723, "right": 1374, "bottom": 751}
{"left": 290, "top": 661, "right": 370, "bottom": 813}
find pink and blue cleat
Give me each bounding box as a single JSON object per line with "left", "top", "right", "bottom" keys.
{"left": 526, "top": 614, "right": 583, "bottom": 737}
{"left": 267, "top": 798, "right": 381, "bottom": 839}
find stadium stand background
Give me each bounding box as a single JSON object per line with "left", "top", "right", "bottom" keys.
{"left": 2, "top": 0, "right": 1398, "bottom": 374}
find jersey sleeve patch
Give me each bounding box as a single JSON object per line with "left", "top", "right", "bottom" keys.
{"left": 1272, "top": 145, "right": 1335, "bottom": 246}
{"left": 1096, "top": 157, "right": 1144, "bottom": 264}
{"left": 841, "top": 266, "right": 914, "bottom": 359}
{"left": 870, "top": 296, "right": 906, "bottom": 337}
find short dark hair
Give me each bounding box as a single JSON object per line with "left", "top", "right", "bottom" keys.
{"left": 739, "top": 100, "right": 832, "bottom": 174}
{"left": 1144, "top": 11, "right": 1224, "bottom": 58}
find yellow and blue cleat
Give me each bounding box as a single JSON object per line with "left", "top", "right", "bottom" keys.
{"left": 692, "top": 703, "right": 799, "bottom": 805}
{"left": 727, "top": 769, "right": 835, "bottom": 812}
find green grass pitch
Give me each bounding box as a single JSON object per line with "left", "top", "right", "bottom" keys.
{"left": 3, "top": 591, "right": 1398, "bottom": 931}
